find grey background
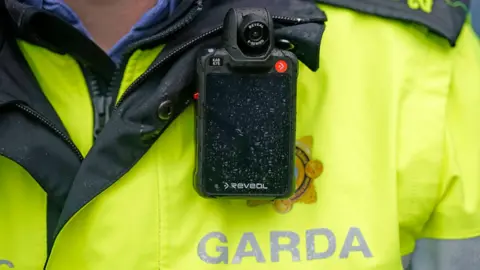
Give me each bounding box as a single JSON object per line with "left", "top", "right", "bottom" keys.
{"left": 472, "top": 0, "right": 480, "bottom": 35}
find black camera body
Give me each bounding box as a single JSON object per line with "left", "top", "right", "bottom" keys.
{"left": 194, "top": 8, "right": 298, "bottom": 199}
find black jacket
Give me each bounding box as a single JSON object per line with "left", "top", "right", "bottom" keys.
{"left": 0, "top": 0, "right": 326, "bottom": 252}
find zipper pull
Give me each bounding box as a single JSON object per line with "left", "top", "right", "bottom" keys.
{"left": 104, "top": 95, "right": 113, "bottom": 127}
{"left": 93, "top": 95, "right": 113, "bottom": 140}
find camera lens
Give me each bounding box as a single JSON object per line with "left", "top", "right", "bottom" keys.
{"left": 237, "top": 14, "right": 271, "bottom": 56}
{"left": 242, "top": 22, "right": 269, "bottom": 48}
{"left": 248, "top": 25, "right": 263, "bottom": 42}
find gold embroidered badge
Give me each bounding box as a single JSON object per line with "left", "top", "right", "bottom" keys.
{"left": 247, "top": 136, "right": 323, "bottom": 213}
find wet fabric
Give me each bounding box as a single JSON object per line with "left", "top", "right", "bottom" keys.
{"left": 1, "top": 0, "right": 480, "bottom": 269}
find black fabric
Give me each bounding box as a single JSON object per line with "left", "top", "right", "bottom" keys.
{"left": 163, "top": 0, "right": 326, "bottom": 71}
{"left": 130, "top": 0, "right": 198, "bottom": 50}
{"left": 46, "top": 198, "right": 60, "bottom": 253}
{"left": 0, "top": 0, "right": 326, "bottom": 250}
{"left": 54, "top": 0, "right": 325, "bottom": 237}
{"left": 0, "top": 107, "right": 82, "bottom": 251}
{"left": 3, "top": 0, "right": 115, "bottom": 79}
{"left": 318, "top": 0, "right": 470, "bottom": 46}
{"left": 54, "top": 46, "right": 201, "bottom": 237}
{"left": 275, "top": 23, "right": 323, "bottom": 71}
{"left": 0, "top": 13, "right": 82, "bottom": 252}
{"left": 0, "top": 106, "right": 81, "bottom": 208}
{"left": 0, "top": 23, "right": 66, "bottom": 127}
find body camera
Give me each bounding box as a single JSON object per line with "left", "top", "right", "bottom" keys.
{"left": 195, "top": 8, "right": 298, "bottom": 199}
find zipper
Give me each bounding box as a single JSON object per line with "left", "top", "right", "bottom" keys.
{"left": 78, "top": 0, "right": 202, "bottom": 138}
{"left": 92, "top": 95, "right": 113, "bottom": 138}
{"left": 84, "top": 67, "right": 112, "bottom": 139}
{"left": 106, "top": 0, "right": 204, "bottom": 111}
{"left": 114, "top": 15, "right": 324, "bottom": 109}
{"left": 14, "top": 103, "right": 84, "bottom": 161}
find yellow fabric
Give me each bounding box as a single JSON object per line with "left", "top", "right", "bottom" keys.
{"left": 421, "top": 23, "right": 480, "bottom": 239}
{"left": 0, "top": 41, "right": 94, "bottom": 270}
{"left": 2, "top": 3, "right": 480, "bottom": 270}
{"left": 17, "top": 41, "right": 94, "bottom": 157}
{"left": 46, "top": 46, "right": 167, "bottom": 268}
{"left": 0, "top": 157, "right": 47, "bottom": 270}
{"left": 44, "top": 4, "right": 480, "bottom": 270}
{"left": 116, "top": 45, "right": 165, "bottom": 103}
{"left": 0, "top": 43, "right": 164, "bottom": 269}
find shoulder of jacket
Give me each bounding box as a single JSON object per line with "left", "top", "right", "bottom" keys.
{"left": 317, "top": 0, "right": 470, "bottom": 46}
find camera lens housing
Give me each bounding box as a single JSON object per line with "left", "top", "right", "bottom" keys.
{"left": 243, "top": 22, "right": 267, "bottom": 45}
{"left": 238, "top": 14, "right": 270, "bottom": 56}
{"left": 222, "top": 8, "right": 274, "bottom": 60}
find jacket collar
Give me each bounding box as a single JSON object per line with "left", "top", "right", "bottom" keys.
{"left": 0, "top": 0, "right": 325, "bottom": 107}
{"left": 2, "top": 0, "right": 117, "bottom": 77}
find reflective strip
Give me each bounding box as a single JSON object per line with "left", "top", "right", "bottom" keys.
{"left": 410, "top": 237, "right": 480, "bottom": 270}
{"left": 0, "top": 260, "right": 14, "bottom": 268}
{"left": 402, "top": 253, "right": 412, "bottom": 269}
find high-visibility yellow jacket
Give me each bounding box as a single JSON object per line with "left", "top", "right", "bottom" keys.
{"left": 0, "top": 0, "right": 479, "bottom": 269}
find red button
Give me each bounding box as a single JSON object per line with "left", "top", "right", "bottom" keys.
{"left": 275, "top": 60, "right": 288, "bottom": 73}
{"left": 193, "top": 92, "right": 199, "bottom": 100}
